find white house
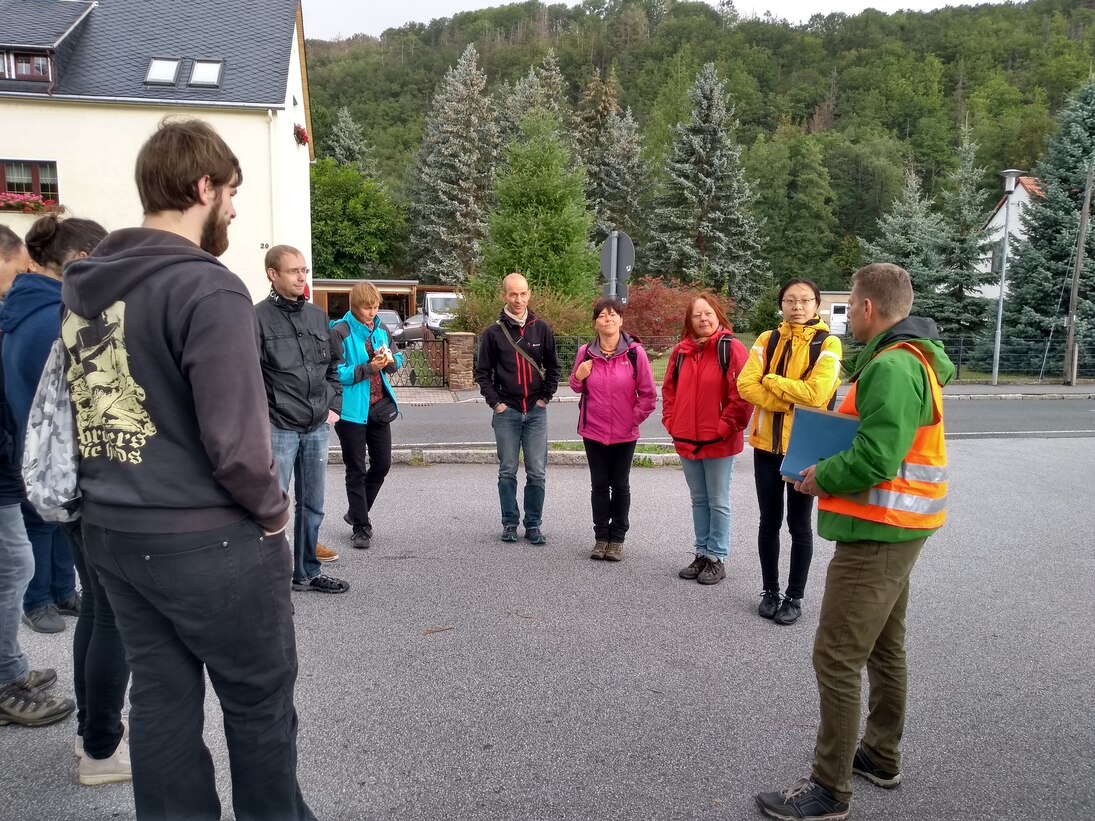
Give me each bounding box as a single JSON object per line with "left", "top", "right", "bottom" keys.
{"left": 977, "top": 175, "right": 1042, "bottom": 300}
{"left": 0, "top": 0, "right": 314, "bottom": 299}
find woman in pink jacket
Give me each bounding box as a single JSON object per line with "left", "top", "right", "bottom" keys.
{"left": 569, "top": 297, "right": 657, "bottom": 562}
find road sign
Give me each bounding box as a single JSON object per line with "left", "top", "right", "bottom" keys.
{"left": 600, "top": 230, "right": 635, "bottom": 302}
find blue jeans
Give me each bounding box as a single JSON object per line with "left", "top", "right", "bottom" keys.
{"left": 491, "top": 404, "right": 548, "bottom": 529}
{"left": 82, "top": 519, "right": 314, "bottom": 821}
{"left": 21, "top": 500, "right": 76, "bottom": 612}
{"left": 0, "top": 503, "right": 33, "bottom": 685}
{"left": 271, "top": 424, "right": 330, "bottom": 584}
{"left": 680, "top": 455, "right": 736, "bottom": 561}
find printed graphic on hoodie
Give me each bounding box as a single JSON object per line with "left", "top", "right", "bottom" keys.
{"left": 61, "top": 302, "right": 157, "bottom": 464}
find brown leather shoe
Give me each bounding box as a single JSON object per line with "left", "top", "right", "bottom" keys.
{"left": 603, "top": 542, "right": 623, "bottom": 562}
{"left": 316, "top": 543, "right": 339, "bottom": 563}
{"left": 590, "top": 541, "right": 608, "bottom": 560}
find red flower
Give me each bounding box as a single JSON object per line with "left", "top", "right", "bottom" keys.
{"left": 294, "top": 123, "right": 309, "bottom": 146}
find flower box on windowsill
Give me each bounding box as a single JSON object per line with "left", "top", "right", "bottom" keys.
{"left": 0, "top": 193, "right": 59, "bottom": 214}
{"left": 293, "top": 124, "right": 309, "bottom": 146}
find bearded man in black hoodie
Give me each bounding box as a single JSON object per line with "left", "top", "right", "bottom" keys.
{"left": 60, "top": 120, "right": 314, "bottom": 821}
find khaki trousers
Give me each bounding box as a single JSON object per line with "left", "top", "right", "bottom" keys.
{"left": 811, "top": 537, "right": 927, "bottom": 802}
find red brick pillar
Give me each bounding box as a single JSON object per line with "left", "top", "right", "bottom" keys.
{"left": 446, "top": 332, "right": 476, "bottom": 391}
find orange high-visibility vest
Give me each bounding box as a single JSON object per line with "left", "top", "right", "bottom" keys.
{"left": 818, "top": 342, "right": 947, "bottom": 529}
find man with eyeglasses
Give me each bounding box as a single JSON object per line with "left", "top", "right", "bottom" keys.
{"left": 255, "top": 245, "right": 349, "bottom": 594}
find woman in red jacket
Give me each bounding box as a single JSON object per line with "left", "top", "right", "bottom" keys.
{"left": 569, "top": 297, "right": 657, "bottom": 563}
{"left": 662, "top": 293, "right": 752, "bottom": 586}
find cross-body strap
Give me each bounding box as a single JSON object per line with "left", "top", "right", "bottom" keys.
{"left": 495, "top": 320, "right": 546, "bottom": 379}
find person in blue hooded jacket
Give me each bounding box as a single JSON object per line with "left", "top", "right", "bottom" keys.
{"left": 329, "top": 282, "right": 402, "bottom": 550}
{"left": 0, "top": 215, "right": 104, "bottom": 634}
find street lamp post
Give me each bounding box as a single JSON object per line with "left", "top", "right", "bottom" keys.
{"left": 992, "top": 169, "right": 1024, "bottom": 386}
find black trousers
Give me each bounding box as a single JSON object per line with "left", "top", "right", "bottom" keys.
{"left": 83, "top": 520, "right": 314, "bottom": 821}
{"left": 335, "top": 419, "right": 392, "bottom": 528}
{"left": 753, "top": 447, "right": 815, "bottom": 600}
{"left": 582, "top": 439, "right": 637, "bottom": 543}
{"left": 66, "top": 523, "right": 129, "bottom": 760}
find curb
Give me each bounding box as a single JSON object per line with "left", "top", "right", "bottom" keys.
{"left": 328, "top": 448, "right": 682, "bottom": 467}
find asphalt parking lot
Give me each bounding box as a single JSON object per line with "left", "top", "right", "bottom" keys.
{"left": 5, "top": 437, "right": 1094, "bottom": 820}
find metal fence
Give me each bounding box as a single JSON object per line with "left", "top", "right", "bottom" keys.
{"left": 388, "top": 340, "right": 447, "bottom": 387}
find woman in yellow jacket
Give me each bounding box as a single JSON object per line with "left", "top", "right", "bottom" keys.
{"left": 737, "top": 278, "right": 842, "bottom": 625}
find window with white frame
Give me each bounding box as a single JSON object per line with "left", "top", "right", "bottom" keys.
{"left": 1, "top": 160, "right": 59, "bottom": 201}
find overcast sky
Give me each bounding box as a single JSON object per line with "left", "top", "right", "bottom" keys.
{"left": 302, "top": 0, "right": 1000, "bottom": 40}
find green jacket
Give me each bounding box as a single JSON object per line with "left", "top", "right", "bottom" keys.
{"left": 816, "top": 316, "right": 955, "bottom": 544}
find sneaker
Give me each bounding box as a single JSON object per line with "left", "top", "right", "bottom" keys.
{"left": 758, "top": 591, "right": 782, "bottom": 619}
{"left": 603, "top": 542, "right": 623, "bottom": 562}
{"left": 0, "top": 676, "right": 75, "bottom": 727}
{"left": 24, "top": 668, "right": 57, "bottom": 690}
{"left": 524, "top": 528, "right": 546, "bottom": 545}
{"left": 291, "top": 574, "right": 350, "bottom": 594}
{"left": 697, "top": 557, "right": 726, "bottom": 585}
{"left": 343, "top": 513, "right": 372, "bottom": 539}
{"left": 56, "top": 592, "right": 82, "bottom": 616}
{"left": 79, "top": 737, "right": 132, "bottom": 786}
{"left": 774, "top": 598, "right": 803, "bottom": 625}
{"left": 76, "top": 718, "right": 129, "bottom": 759}
{"left": 316, "top": 543, "right": 339, "bottom": 563}
{"left": 755, "top": 777, "right": 850, "bottom": 821}
{"left": 678, "top": 554, "right": 708, "bottom": 580}
{"left": 853, "top": 743, "right": 902, "bottom": 789}
{"left": 501, "top": 526, "right": 519, "bottom": 543}
{"left": 21, "top": 605, "right": 65, "bottom": 634}
{"left": 590, "top": 540, "right": 608, "bottom": 560}
{"left": 350, "top": 527, "right": 371, "bottom": 550}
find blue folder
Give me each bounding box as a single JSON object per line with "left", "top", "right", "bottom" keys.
{"left": 780, "top": 406, "right": 860, "bottom": 484}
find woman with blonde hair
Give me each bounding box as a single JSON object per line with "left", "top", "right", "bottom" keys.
{"left": 329, "top": 282, "right": 402, "bottom": 550}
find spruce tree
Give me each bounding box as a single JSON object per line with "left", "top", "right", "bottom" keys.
{"left": 935, "top": 127, "right": 995, "bottom": 337}
{"left": 646, "top": 63, "right": 769, "bottom": 313}
{"left": 478, "top": 113, "right": 598, "bottom": 299}
{"left": 1002, "top": 80, "right": 1095, "bottom": 374}
{"left": 327, "top": 106, "right": 378, "bottom": 179}
{"left": 406, "top": 45, "right": 498, "bottom": 285}
{"left": 860, "top": 166, "right": 949, "bottom": 326}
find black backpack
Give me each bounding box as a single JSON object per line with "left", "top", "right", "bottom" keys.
{"left": 670, "top": 334, "right": 734, "bottom": 387}
{"left": 764, "top": 328, "right": 837, "bottom": 410}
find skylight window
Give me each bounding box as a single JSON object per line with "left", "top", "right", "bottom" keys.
{"left": 145, "top": 58, "right": 180, "bottom": 85}
{"left": 189, "top": 60, "right": 223, "bottom": 88}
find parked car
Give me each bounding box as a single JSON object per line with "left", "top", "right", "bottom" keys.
{"left": 377, "top": 309, "right": 402, "bottom": 337}
{"left": 391, "top": 312, "right": 444, "bottom": 348}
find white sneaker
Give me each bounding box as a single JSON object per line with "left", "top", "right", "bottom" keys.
{"left": 75, "top": 717, "right": 127, "bottom": 759}
{"left": 78, "top": 737, "right": 131, "bottom": 785}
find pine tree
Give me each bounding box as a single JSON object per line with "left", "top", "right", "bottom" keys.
{"left": 646, "top": 63, "right": 769, "bottom": 313}
{"left": 935, "top": 127, "right": 995, "bottom": 337}
{"left": 576, "top": 72, "right": 649, "bottom": 244}
{"left": 326, "top": 107, "right": 378, "bottom": 179}
{"left": 1002, "top": 79, "right": 1095, "bottom": 374}
{"left": 860, "top": 166, "right": 949, "bottom": 325}
{"left": 478, "top": 112, "right": 598, "bottom": 299}
{"left": 406, "top": 45, "right": 498, "bottom": 285}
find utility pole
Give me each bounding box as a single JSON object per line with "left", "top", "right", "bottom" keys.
{"left": 992, "top": 169, "right": 1024, "bottom": 386}
{"left": 1064, "top": 164, "right": 1093, "bottom": 385}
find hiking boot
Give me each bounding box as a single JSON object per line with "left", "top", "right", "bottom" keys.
{"left": 0, "top": 676, "right": 75, "bottom": 727}
{"left": 316, "top": 543, "right": 339, "bottom": 563}
{"left": 292, "top": 574, "right": 350, "bottom": 594}
{"left": 24, "top": 669, "right": 57, "bottom": 690}
{"left": 21, "top": 605, "right": 64, "bottom": 634}
{"left": 79, "top": 737, "right": 132, "bottom": 786}
{"left": 697, "top": 558, "right": 726, "bottom": 585}
{"left": 853, "top": 743, "right": 902, "bottom": 789}
{"left": 524, "top": 528, "right": 546, "bottom": 545}
{"left": 56, "top": 592, "right": 82, "bottom": 616}
{"left": 590, "top": 540, "right": 608, "bottom": 560}
{"left": 603, "top": 542, "right": 623, "bottom": 562}
{"left": 755, "top": 777, "right": 850, "bottom": 821}
{"left": 501, "top": 526, "right": 518, "bottom": 543}
{"left": 774, "top": 597, "right": 803, "bottom": 625}
{"left": 351, "top": 527, "right": 371, "bottom": 550}
{"left": 678, "top": 554, "right": 708, "bottom": 580}
{"left": 758, "top": 591, "right": 782, "bottom": 619}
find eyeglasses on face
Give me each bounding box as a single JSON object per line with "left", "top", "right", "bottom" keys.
{"left": 781, "top": 298, "right": 815, "bottom": 307}
{"left": 279, "top": 267, "right": 309, "bottom": 276}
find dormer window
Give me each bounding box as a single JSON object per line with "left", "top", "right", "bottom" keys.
{"left": 145, "top": 57, "right": 180, "bottom": 85}
{"left": 188, "top": 60, "right": 223, "bottom": 88}
{"left": 14, "top": 54, "right": 50, "bottom": 81}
